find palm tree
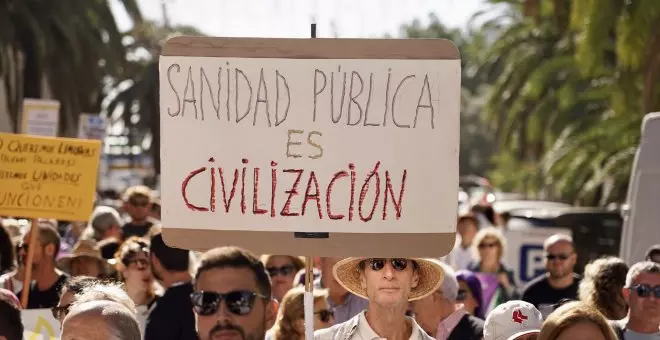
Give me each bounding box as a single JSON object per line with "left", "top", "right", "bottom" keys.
{"left": 0, "top": 0, "right": 143, "bottom": 136}
{"left": 103, "top": 21, "right": 205, "bottom": 175}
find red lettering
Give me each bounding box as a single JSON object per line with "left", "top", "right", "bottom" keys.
{"left": 280, "top": 169, "right": 303, "bottom": 216}
{"left": 326, "top": 170, "right": 348, "bottom": 220}
{"left": 383, "top": 170, "right": 407, "bottom": 220}
{"left": 253, "top": 168, "right": 267, "bottom": 215}
{"left": 359, "top": 162, "right": 381, "bottom": 222}
{"left": 241, "top": 159, "right": 248, "bottom": 214}
{"left": 349, "top": 163, "right": 356, "bottom": 221}
{"left": 302, "top": 171, "right": 322, "bottom": 218}
{"left": 181, "top": 167, "right": 209, "bottom": 211}
{"left": 218, "top": 168, "right": 239, "bottom": 212}
{"left": 271, "top": 161, "right": 277, "bottom": 217}
{"left": 210, "top": 167, "right": 216, "bottom": 212}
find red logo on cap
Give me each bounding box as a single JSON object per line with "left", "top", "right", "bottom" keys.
{"left": 512, "top": 310, "right": 528, "bottom": 324}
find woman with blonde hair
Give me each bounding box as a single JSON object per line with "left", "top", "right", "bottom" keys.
{"left": 269, "top": 286, "right": 334, "bottom": 340}
{"left": 467, "top": 227, "right": 516, "bottom": 314}
{"left": 538, "top": 301, "right": 618, "bottom": 340}
{"left": 578, "top": 257, "right": 629, "bottom": 320}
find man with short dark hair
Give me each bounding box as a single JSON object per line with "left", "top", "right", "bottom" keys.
{"left": 0, "top": 289, "right": 23, "bottom": 340}
{"left": 144, "top": 233, "right": 196, "bottom": 340}
{"left": 521, "top": 234, "right": 581, "bottom": 317}
{"left": 192, "top": 246, "right": 277, "bottom": 340}
{"left": 18, "top": 222, "right": 69, "bottom": 309}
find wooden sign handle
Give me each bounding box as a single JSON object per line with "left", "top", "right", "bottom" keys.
{"left": 21, "top": 218, "right": 39, "bottom": 309}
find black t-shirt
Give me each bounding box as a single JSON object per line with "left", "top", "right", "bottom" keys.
{"left": 521, "top": 273, "right": 581, "bottom": 316}
{"left": 144, "top": 281, "right": 198, "bottom": 340}
{"left": 121, "top": 221, "right": 155, "bottom": 240}
{"left": 20, "top": 273, "right": 69, "bottom": 309}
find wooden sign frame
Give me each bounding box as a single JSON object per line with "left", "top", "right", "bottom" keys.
{"left": 160, "top": 36, "right": 459, "bottom": 257}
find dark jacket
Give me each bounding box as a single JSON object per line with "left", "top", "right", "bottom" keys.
{"left": 448, "top": 314, "right": 485, "bottom": 340}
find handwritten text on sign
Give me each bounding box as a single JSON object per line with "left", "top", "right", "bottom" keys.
{"left": 160, "top": 57, "right": 460, "bottom": 233}
{"left": 0, "top": 133, "right": 101, "bottom": 221}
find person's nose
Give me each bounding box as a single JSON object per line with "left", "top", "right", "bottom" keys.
{"left": 382, "top": 262, "right": 395, "bottom": 279}
{"left": 213, "top": 300, "right": 234, "bottom": 323}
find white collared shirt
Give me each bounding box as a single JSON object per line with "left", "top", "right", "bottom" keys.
{"left": 352, "top": 311, "right": 427, "bottom": 340}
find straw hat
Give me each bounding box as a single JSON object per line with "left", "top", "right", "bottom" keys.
{"left": 333, "top": 257, "right": 444, "bottom": 301}
{"left": 58, "top": 239, "right": 109, "bottom": 273}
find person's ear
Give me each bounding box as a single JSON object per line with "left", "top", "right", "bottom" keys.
{"left": 45, "top": 243, "right": 56, "bottom": 257}
{"left": 360, "top": 271, "right": 367, "bottom": 290}
{"left": 411, "top": 270, "right": 420, "bottom": 289}
{"left": 265, "top": 298, "right": 277, "bottom": 330}
{"left": 622, "top": 287, "right": 631, "bottom": 304}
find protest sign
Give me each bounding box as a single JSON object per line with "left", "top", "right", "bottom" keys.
{"left": 22, "top": 308, "right": 60, "bottom": 339}
{"left": 159, "top": 37, "right": 460, "bottom": 257}
{"left": 77, "top": 113, "right": 107, "bottom": 140}
{"left": 0, "top": 133, "right": 101, "bottom": 221}
{"left": 21, "top": 99, "right": 60, "bottom": 137}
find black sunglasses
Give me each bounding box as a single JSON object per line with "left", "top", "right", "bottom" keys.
{"left": 267, "top": 265, "right": 296, "bottom": 277}
{"left": 545, "top": 253, "right": 571, "bottom": 261}
{"left": 315, "top": 309, "right": 334, "bottom": 323}
{"left": 52, "top": 304, "right": 71, "bottom": 319}
{"left": 191, "top": 291, "right": 268, "bottom": 316}
{"left": 360, "top": 258, "right": 412, "bottom": 272}
{"left": 630, "top": 284, "right": 660, "bottom": 298}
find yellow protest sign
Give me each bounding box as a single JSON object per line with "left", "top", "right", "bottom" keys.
{"left": 0, "top": 133, "right": 101, "bottom": 221}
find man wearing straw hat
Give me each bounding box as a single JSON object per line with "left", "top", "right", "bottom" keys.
{"left": 315, "top": 257, "right": 442, "bottom": 340}
{"left": 57, "top": 239, "right": 109, "bottom": 278}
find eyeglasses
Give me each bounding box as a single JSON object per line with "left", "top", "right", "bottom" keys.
{"left": 266, "top": 265, "right": 296, "bottom": 277}
{"left": 361, "top": 258, "right": 411, "bottom": 272}
{"left": 315, "top": 309, "right": 334, "bottom": 323}
{"left": 545, "top": 253, "right": 571, "bottom": 261}
{"left": 126, "top": 258, "right": 150, "bottom": 268}
{"left": 52, "top": 304, "right": 71, "bottom": 319}
{"left": 630, "top": 284, "right": 660, "bottom": 298}
{"left": 191, "top": 291, "right": 268, "bottom": 316}
{"left": 478, "top": 242, "right": 498, "bottom": 249}
{"left": 456, "top": 289, "right": 467, "bottom": 301}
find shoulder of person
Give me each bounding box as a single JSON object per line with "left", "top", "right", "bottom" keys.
{"left": 522, "top": 273, "right": 547, "bottom": 291}
{"left": 314, "top": 315, "right": 360, "bottom": 340}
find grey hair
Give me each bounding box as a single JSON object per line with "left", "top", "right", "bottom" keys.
{"left": 73, "top": 282, "right": 137, "bottom": 315}
{"left": 543, "top": 234, "right": 575, "bottom": 251}
{"left": 88, "top": 206, "right": 123, "bottom": 241}
{"left": 66, "top": 300, "right": 141, "bottom": 340}
{"left": 625, "top": 261, "right": 660, "bottom": 288}
{"left": 430, "top": 259, "right": 459, "bottom": 302}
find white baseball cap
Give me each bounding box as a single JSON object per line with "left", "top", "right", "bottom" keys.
{"left": 484, "top": 300, "right": 544, "bottom": 340}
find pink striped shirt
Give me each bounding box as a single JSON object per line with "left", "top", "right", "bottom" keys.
{"left": 435, "top": 306, "right": 466, "bottom": 340}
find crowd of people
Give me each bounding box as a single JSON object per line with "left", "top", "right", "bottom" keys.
{"left": 0, "top": 185, "right": 658, "bottom": 340}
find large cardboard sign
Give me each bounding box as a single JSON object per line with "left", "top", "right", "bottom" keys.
{"left": 0, "top": 133, "right": 101, "bottom": 221}
{"left": 21, "top": 99, "right": 60, "bottom": 137}
{"left": 159, "top": 37, "right": 460, "bottom": 257}
{"left": 22, "top": 308, "right": 60, "bottom": 339}
{"left": 621, "top": 112, "right": 660, "bottom": 264}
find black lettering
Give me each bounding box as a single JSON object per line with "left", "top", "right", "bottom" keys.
{"left": 253, "top": 68, "right": 272, "bottom": 127}
{"left": 182, "top": 66, "right": 199, "bottom": 119}
{"left": 275, "top": 70, "right": 290, "bottom": 126}
{"left": 392, "top": 75, "right": 415, "bottom": 128}
{"left": 200, "top": 67, "right": 222, "bottom": 121}
{"left": 313, "top": 69, "right": 327, "bottom": 122}
{"left": 235, "top": 68, "right": 253, "bottom": 123}
{"left": 167, "top": 64, "right": 181, "bottom": 117}
{"left": 347, "top": 71, "right": 364, "bottom": 126}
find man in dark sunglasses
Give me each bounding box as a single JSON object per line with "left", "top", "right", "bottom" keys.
{"left": 521, "top": 234, "right": 580, "bottom": 317}
{"left": 315, "top": 257, "right": 441, "bottom": 340}
{"left": 611, "top": 261, "right": 660, "bottom": 338}
{"left": 193, "top": 246, "right": 276, "bottom": 340}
